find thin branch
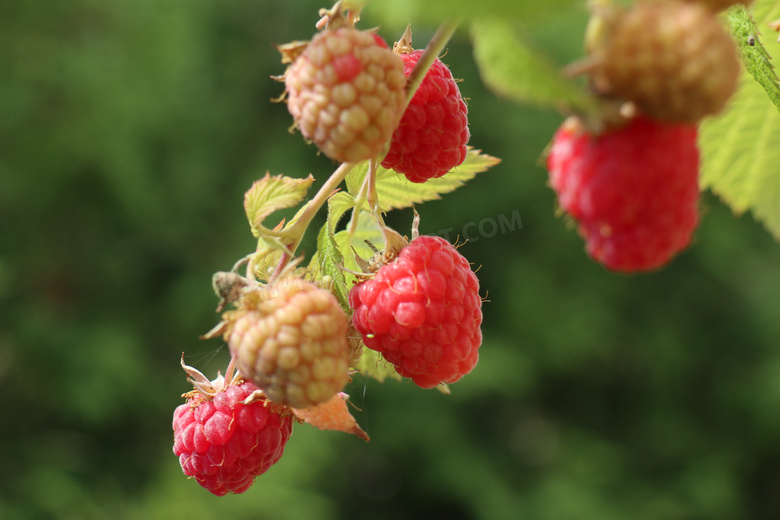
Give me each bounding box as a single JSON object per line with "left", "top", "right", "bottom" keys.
{"left": 265, "top": 161, "right": 356, "bottom": 280}
{"left": 366, "top": 158, "right": 379, "bottom": 211}
{"left": 404, "top": 20, "right": 460, "bottom": 108}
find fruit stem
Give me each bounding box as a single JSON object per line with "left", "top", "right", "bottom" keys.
{"left": 404, "top": 19, "right": 459, "bottom": 108}
{"left": 366, "top": 158, "right": 379, "bottom": 211}
{"left": 267, "top": 251, "right": 292, "bottom": 283}
{"left": 345, "top": 158, "right": 386, "bottom": 246}
{"left": 268, "top": 161, "right": 357, "bottom": 276}
{"left": 346, "top": 170, "right": 369, "bottom": 241}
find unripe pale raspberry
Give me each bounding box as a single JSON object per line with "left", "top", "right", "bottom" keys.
{"left": 172, "top": 377, "right": 293, "bottom": 496}
{"left": 349, "top": 236, "right": 482, "bottom": 389}
{"left": 285, "top": 26, "right": 407, "bottom": 163}
{"left": 546, "top": 115, "right": 700, "bottom": 273}
{"left": 228, "top": 280, "right": 351, "bottom": 409}
{"left": 599, "top": 1, "right": 740, "bottom": 122}
{"left": 381, "top": 50, "right": 469, "bottom": 183}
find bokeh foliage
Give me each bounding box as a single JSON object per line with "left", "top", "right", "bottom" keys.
{"left": 2, "top": 1, "right": 780, "bottom": 519}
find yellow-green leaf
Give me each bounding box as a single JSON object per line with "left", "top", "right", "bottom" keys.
{"left": 243, "top": 173, "right": 314, "bottom": 237}
{"left": 312, "top": 222, "right": 350, "bottom": 313}
{"left": 699, "top": 0, "right": 780, "bottom": 239}
{"left": 346, "top": 148, "right": 500, "bottom": 212}
{"left": 327, "top": 191, "right": 356, "bottom": 234}
{"left": 364, "top": 0, "right": 581, "bottom": 28}
{"left": 309, "top": 207, "right": 382, "bottom": 304}
{"left": 700, "top": 76, "right": 780, "bottom": 238}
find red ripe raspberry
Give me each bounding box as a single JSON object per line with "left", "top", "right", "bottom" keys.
{"left": 284, "top": 26, "right": 406, "bottom": 163}
{"left": 348, "top": 236, "right": 482, "bottom": 388}
{"left": 546, "top": 115, "right": 700, "bottom": 273}
{"left": 381, "top": 50, "right": 470, "bottom": 183}
{"left": 172, "top": 367, "right": 293, "bottom": 496}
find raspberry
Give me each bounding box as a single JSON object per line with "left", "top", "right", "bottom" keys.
{"left": 284, "top": 25, "right": 407, "bottom": 163}
{"left": 172, "top": 362, "right": 293, "bottom": 496}
{"left": 546, "top": 115, "right": 700, "bottom": 273}
{"left": 228, "top": 279, "right": 351, "bottom": 409}
{"left": 381, "top": 50, "right": 469, "bottom": 183}
{"left": 349, "top": 235, "right": 482, "bottom": 388}
{"left": 597, "top": 1, "right": 740, "bottom": 122}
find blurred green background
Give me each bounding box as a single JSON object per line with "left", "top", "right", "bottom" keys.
{"left": 3, "top": 1, "right": 780, "bottom": 519}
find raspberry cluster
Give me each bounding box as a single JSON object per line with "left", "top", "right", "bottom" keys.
{"left": 169, "top": 0, "right": 754, "bottom": 498}
{"left": 173, "top": 6, "right": 490, "bottom": 496}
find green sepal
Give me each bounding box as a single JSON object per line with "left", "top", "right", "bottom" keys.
{"left": 353, "top": 347, "right": 403, "bottom": 383}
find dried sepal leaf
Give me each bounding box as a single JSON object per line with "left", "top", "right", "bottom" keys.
{"left": 292, "top": 392, "right": 369, "bottom": 441}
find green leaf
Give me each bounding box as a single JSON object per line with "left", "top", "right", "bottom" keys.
{"left": 363, "top": 0, "right": 581, "bottom": 28}
{"left": 471, "top": 18, "right": 593, "bottom": 111}
{"left": 309, "top": 208, "right": 383, "bottom": 295}
{"left": 308, "top": 190, "right": 356, "bottom": 307}
{"left": 313, "top": 191, "right": 357, "bottom": 311}
{"left": 700, "top": 76, "right": 780, "bottom": 239}
{"left": 312, "top": 222, "right": 350, "bottom": 312}
{"left": 346, "top": 148, "right": 500, "bottom": 212}
{"left": 354, "top": 347, "right": 402, "bottom": 383}
{"left": 344, "top": 160, "right": 367, "bottom": 196}
{"left": 326, "top": 190, "right": 356, "bottom": 234}
{"left": 727, "top": 4, "right": 780, "bottom": 113}
{"left": 252, "top": 201, "right": 314, "bottom": 281}
{"left": 243, "top": 173, "right": 314, "bottom": 237}
{"left": 699, "top": 0, "right": 780, "bottom": 239}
